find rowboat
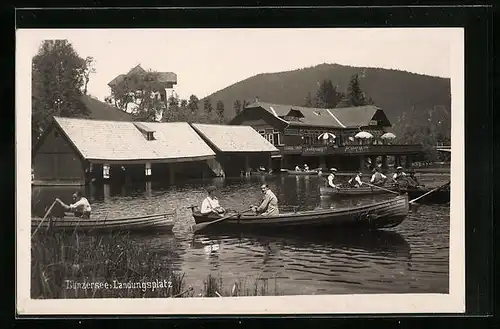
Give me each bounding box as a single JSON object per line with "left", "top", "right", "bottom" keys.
{"left": 190, "top": 194, "right": 409, "bottom": 231}
{"left": 400, "top": 186, "right": 450, "bottom": 205}
{"left": 31, "top": 211, "right": 175, "bottom": 233}
{"left": 320, "top": 185, "right": 400, "bottom": 197}
{"left": 281, "top": 169, "right": 320, "bottom": 175}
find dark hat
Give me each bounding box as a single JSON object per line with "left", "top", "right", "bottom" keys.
{"left": 206, "top": 186, "right": 217, "bottom": 192}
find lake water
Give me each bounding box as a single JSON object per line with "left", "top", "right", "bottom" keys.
{"left": 31, "top": 173, "right": 450, "bottom": 295}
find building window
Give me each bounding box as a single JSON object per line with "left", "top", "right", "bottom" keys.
{"left": 267, "top": 133, "right": 274, "bottom": 145}
{"left": 273, "top": 130, "right": 281, "bottom": 145}
{"left": 146, "top": 132, "right": 155, "bottom": 140}
{"left": 258, "top": 130, "right": 265, "bottom": 138}
{"left": 103, "top": 165, "right": 110, "bottom": 179}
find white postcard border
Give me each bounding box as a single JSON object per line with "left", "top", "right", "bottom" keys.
{"left": 16, "top": 28, "right": 465, "bottom": 315}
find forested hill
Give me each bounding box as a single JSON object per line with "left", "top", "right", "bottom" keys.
{"left": 201, "top": 63, "right": 451, "bottom": 143}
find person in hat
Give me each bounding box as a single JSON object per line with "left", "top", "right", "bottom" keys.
{"left": 348, "top": 172, "right": 364, "bottom": 188}
{"left": 327, "top": 168, "right": 340, "bottom": 189}
{"left": 370, "top": 167, "right": 387, "bottom": 186}
{"left": 392, "top": 166, "right": 408, "bottom": 186}
{"left": 251, "top": 184, "right": 279, "bottom": 216}
{"left": 200, "top": 186, "right": 226, "bottom": 216}
{"left": 55, "top": 191, "right": 92, "bottom": 219}
{"left": 303, "top": 164, "right": 310, "bottom": 171}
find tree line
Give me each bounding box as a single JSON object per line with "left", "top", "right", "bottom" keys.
{"left": 31, "top": 39, "right": 230, "bottom": 148}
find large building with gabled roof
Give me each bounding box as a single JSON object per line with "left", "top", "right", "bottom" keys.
{"left": 229, "top": 100, "right": 424, "bottom": 172}
{"left": 32, "top": 116, "right": 278, "bottom": 185}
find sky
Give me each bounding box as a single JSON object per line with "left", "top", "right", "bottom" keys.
{"left": 20, "top": 28, "right": 457, "bottom": 101}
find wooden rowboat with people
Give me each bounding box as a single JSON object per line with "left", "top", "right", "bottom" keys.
{"left": 319, "top": 185, "right": 400, "bottom": 197}
{"left": 31, "top": 211, "right": 176, "bottom": 233}
{"left": 320, "top": 183, "right": 450, "bottom": 205}
{"left": 189, "top": 194, "right": 409, "bottom": 232}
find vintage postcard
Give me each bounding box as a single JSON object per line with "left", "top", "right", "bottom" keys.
{"left": 16, "top": 27, "right": 465, "bottom": 315}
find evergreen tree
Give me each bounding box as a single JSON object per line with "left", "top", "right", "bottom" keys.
{"left": 203, "top": 97, "right": 213, "bottom": 115}
{"left": 346, "top": 74, "right": 368, "bottom": 106}
{"left": 314, "top": 80, "right": 343, "bottom": 108}
{"left": 233, "top": 99, "right": 242, "bottom": 116}
{"left": 216, "top": 100, "right": 225, "bottom": 123}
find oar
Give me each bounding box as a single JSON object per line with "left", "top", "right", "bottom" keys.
{"left": 364, "top": 182, "right": 400, "bottom": 195}
{"left": 31, "top": 199, "right": 57, "bottom": 238}
{"left": 409, "top": 182, "right": 450, "bottom": 204}
{"left": 192, "top": 209, "right": 253, "bottom": 233}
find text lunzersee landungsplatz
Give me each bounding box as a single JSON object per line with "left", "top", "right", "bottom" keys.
{"left": 65, "top": 279, "right": 172, "bottom": 292}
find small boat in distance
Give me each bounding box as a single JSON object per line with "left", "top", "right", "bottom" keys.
{"left": 281, "top": 169, "right": 320, "bottom": 175}
{"left": 190, "top": 194, "right": 409, "bottom": 232}
{"left": 31, "top": 211, "right": 175, "bottom": 233}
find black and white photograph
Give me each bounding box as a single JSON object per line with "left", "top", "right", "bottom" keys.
{"left": 16, "top": 27, "right": 465, "bottom": 314}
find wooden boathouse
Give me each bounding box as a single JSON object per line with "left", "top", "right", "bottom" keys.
{"left": 191, "top": 123, "right": 279, "bottom": 177}
{"left": 32, "top": 117, "right": 279, "bottom": 185}
{"left": 229, "top": 101, "right": 425, "bottom": 172}
{"left": 32, "top": 117, "right": 217, "bottom": 186}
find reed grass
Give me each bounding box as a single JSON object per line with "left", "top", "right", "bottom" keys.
{"left": 31, "top": 229, "right": 280, "bottom": 298}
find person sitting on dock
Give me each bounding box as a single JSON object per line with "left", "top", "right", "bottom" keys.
{"left": 251, "top": 184, "right": 279, "bottom": 216}
{"left": 201, "top": 186, "right": 226, "bottom": 216}
{"left": 370, "top": 167, "right": 387, "bottom": 186}
{"left": 327, "top": 168, "right": 340, "bottom": 189}
{"left": 55, "top": 191, "right": 92, "bottom": 219}
{"left": 294, "top": 165, "right": 302, "bottom": 172}
{"left": 347, "top": 172, "right": 364, "bottom": 188}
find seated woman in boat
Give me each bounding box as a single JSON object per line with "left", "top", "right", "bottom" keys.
{"left": 327, "top": 168, "right": 340, "bottom": 189}
{"left": 303, "top": 164, "right": 310, "bottom": 171}
{"left": 55, "top": 191, "right": 92, "bottom": 219}
{"left": 200, "top": 186, "right": 226, "bottom": 216}
{"left": 251, "top": 184, "right": 279, "bottom": 216}
{"left": 370, "top": 167, "right": 387, "bottom": 186}
{"left": 294, "top": 165, "right": 302, "bottom": 172}
{"left": 347, "top": 172, "right": 363, "bottom": 188}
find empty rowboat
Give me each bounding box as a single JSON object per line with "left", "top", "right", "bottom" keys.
{"left": 190, "top": 194, "right": 409, "bottom": 232}
{"left": 31, "top": 211, "right": 176, "bottom": 233}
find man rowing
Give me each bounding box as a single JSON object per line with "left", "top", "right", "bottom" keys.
{"left": 327, "top": 168, "right": 340, "bottom": 189}
{"left": 251, "top": 184, "right": 279, "bottom": 216}
{"left": 56, "top": 191, "right": 92, "bottom": 219}
{"left": 347, "top": 172, "right": 363, "bottom": 188}
{"left": 370, "top": 167, "right": 387, "bottom": 186}
{"left": 200, "top": 186, "right": 226, "bottom": 216}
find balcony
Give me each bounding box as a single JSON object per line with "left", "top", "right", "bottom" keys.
{"left": 277, "top": 144, "right": 424, "bottom": 156}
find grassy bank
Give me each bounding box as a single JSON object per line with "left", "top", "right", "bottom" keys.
{"left": 31, "top": 230, "right": 278, "bottom": 298}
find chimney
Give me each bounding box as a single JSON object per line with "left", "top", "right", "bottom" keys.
{"left": 255, "top": 96, "right": 260, "bottom": 103}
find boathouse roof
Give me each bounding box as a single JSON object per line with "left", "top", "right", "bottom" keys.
{"left": 191, "top": 123, "right": 279, "bottom": 153}
{"left": 242, "top": 101, "right": 390, "bottom": 129}
{"left": 51, "top": 117, "right": 216, "bottom": 163}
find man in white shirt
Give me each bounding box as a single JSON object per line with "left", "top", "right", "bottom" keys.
{"left": 200, "top": 186, "right": 226, "bottom": 216}
{"left": 56, "top": 191, "right": 92, "bottom": 219}
{"left": 303, "top": 164, "right": 310, "bottom": 171}
{"left": 294, "top": 165, "right": 302, "bottom": 172}
{"left": 327, "top": 168, "right": 339, "bottom": 189}
{"left": 370, "top": 167, "right": 387, "bottom": 186}
{"left": 348, "top": 172, "right": 364, "bottom": 188}
{"left": 392, "top": 166, "right": 408, "bottom": 184}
